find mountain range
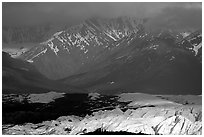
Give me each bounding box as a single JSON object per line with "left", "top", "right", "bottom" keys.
{"left": 2, "top": 16, "right": 202, "bottom": 95}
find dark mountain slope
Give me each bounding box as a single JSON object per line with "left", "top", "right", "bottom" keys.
{"left": 60, "top": 32, "right": 202, "bottom": 95}
{"left": 2, "top": 52, "right": 84, "bottom": 94}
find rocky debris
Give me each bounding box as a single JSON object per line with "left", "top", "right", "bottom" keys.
{"left": 3, "top": 104, "right": 202, "bottom": 135}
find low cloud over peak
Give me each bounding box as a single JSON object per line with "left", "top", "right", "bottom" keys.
{"left": 2, "top": 2, "right": 201, "bottom": 30}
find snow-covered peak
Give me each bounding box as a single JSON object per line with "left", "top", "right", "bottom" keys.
{"left": 21, "top": 17, "right": 144, "bottom": 68}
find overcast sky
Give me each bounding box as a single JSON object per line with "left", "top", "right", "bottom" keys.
{"left": 2, "top": 2, "right": 202, "bottom": 30}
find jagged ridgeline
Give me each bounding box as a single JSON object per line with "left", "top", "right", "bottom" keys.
{"left": 19, "top": 17, "right": 145, "bottom": 79}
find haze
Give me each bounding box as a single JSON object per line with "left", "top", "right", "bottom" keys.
{"left": 2, "top": 2, "right": 202, "bottom": 31}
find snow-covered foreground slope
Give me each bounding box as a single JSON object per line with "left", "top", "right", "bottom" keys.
{"left": 2, "top": 92, "right": 202, "bottom": 135}
{"left": 3, "top": 105, "right": 201, "bottom": 135}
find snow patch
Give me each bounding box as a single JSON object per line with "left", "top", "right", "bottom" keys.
{"left": 3, "top": 48, "right": 29, "bottom": 58}
{"left": 169, "top": 56, "right": 175, "bottom": 61}
{"left": 109, "top": 81, "right": 115, "bottom": 84}
{"left": 84, "top": 49, "right": 88, "bottom": 54}
{"left": 27, "top": 91, "right": 65, "bottom": 104}
{"left": 149, "top": 44, "right": 159, "bottom": 50}
{"left": 27, "top": 48, "right": 47, "bottom": 63}
{"left": 48, "top": 42, "right": 59, "bottom": 55}
{"left": 88, "top": 92, "right": 100, "bottom": 100}
{"left": 53, "top": 31, "right": 63, "bottom": 37}
{"left": 104, "top": 31, "right": 117, "bottom": 41}
{"left": 180, "top": 32, "right": 190, "bottom": 38}
{"left": 40, "top": 31, "right": 63, "bottom": 45}
{"left": 118, "top": 93, "right": 181, "bottom": 107}
{"left": 192, "top": 42, "right": 202, "bottom": 56}
{"left": 116, "top": 56, "right": 125, "bottom": 59}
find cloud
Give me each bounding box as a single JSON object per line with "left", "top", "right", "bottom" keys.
{"left": 145, "top": 4, "right": 202, "bottom": 31}
{"left": 2, "top": 2, "right": 202, "bottom": 30}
